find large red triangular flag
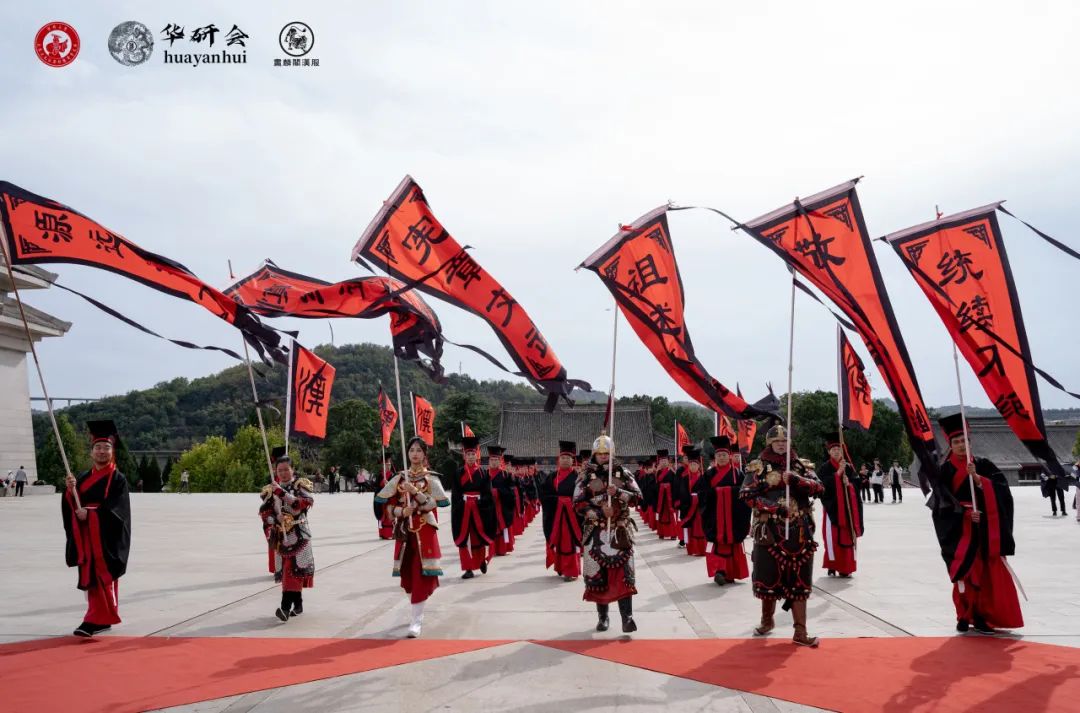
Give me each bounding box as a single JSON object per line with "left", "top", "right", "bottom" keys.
{"left": 289, "top": 345, "right": 336, "bottom": 440}
{"left": 675, "top": 421, "right": 691, "bottom": 453}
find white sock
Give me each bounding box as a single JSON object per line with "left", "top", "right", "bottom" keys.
{"left": 411, "top": 601, "right": 425, "bottom": 622}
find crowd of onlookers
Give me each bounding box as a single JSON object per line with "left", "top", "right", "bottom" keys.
{"left": 846, "top": 459, "right": 907, "bottom": 504}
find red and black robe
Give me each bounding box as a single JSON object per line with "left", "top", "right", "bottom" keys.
{"left": 676, "top": 467, "right": 707, "bottom": 555}
{"left": 373, "top": 467, "right": 394, "bottom": 539}
{"left": 933, "top": 455, "right": 1023, "bottom": 629}
{"left": 62, "top": 465, "right": 131, "bottom": 626}
{"left": 654, "top": 467, "right": 680, "bottom": 539}
{"left": 698, "top": 464, "right": 750, "bottom": 580}
{"left": 540, "top": 467, "right": 582, "bottom": 577}
{"left": 489, "top": 466, "right": 517, "bottom": 555}
{"left": 818, "top": 458, "right": 864, "bottom": 575}
{"left": 450, "top": 465, "right": 496, "bottom": 571}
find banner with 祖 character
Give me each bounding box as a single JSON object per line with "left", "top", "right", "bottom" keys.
{"left": 838, "top": 327, "right": 873, "bottom": 431}
{"left": 885, "top": 204, "right": 1066, "bottom": 475}
{"left": 413, "top": 394, "right": 435, "bottom": 447}
{"left": 227, "top": 259, "right": 445, "bottom": 380}
{"left": 0, "top": 181, "right": 285, "bottom": 363}
{"left": 741, "top": 181, "right": 936, "bottom": 488}
{"left": 352, "top": 176, "right": 588, "bottom": 408}
{"left": 289, "top": 344, "right": 336, "bottom": 440}
{"left": 581, "top": 207, "right": 762, "bottom": 420}
{"left": 378, "top": 387, "right": 398, "bottom": 449}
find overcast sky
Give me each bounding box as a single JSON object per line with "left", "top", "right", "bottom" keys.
{"left": 5, "top": 1, "right": 1080, "bottom": 413}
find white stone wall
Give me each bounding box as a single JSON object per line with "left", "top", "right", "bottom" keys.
{"left": 0, "top": 345, "right": 38, "bottom": 482}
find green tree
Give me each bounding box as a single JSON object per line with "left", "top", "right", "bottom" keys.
{"left": 144, "top": 457, "right": 163, "bottom": 492}
{"left": 618, "top": 395, "right": 714, "bottom": 445}
{"left": 322, "top": 399, "right": 380, "bottom": 477}
{"left": 428, "top": 390, "right": 499, "bottom": 478}
{"left": 35, "top": 414, "right": 89, "bottom": 487}
{"left": 173, "top": 436, "right": 231, "bottom": 492}
{"left": 777, "top": 390, "right": 908, "bottom": 468}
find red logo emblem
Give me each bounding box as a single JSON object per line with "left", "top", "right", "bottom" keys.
{"left": 35, "top": 22, "right": 80, "bottom": 67}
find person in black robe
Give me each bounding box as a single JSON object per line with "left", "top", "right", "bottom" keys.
{"left": 931, "top": 414, "right": 1023, "bottom": 634}
{"left": 818, "top": 432, "right": 864, "bottom": 578}
{"left": 540, "top": 442, "right": 583, "bottom": 581}
{"left": 698, "top": 436, "right": 751, "bottom": 585}
{"left": 62, "top": 420, "right": 132, "bottom": 637}
{"left": 450, "top": 436, "right": 496, "bottom": 579}
{"left": 487, "top": 446, "right": 518, "bottom": 556}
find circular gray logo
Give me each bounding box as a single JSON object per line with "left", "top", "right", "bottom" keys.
{"left": 279, "top": 22, "right": 313, "bottom": 57}
{"left": 108, "top": 21, "right": 153, "bottom": 66}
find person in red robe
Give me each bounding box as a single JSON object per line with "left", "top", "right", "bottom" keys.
{"left": 653, "top": 449, "right": 680, "bottom": 540}
{"left": 818, "top": 431, "right": 864, "bottom": 578}
{"left": 636, "top": 458, "right": 656, "bottom": 529}
{"left": 932, "top": 414, "right": 1023, "bottom": 635}
{"left": 486, "top": 446, "right": 516, "bottom": 556}
{"left": 698, "top": 436, "right": 750, "bottom": 585}
{"left": 677, "top": 447, "right": 708, "bottom": 556}
{"left": 541, "top": 441, "right": 583, "bottom": 581}
{"left": 62, "top": 420, "right": 131, "bottom": 638}
{"left": 450, "top": 436, "right": 495, "bottom": 578}
{"left": 373, "top": 453, "right": 395, "bottom": 540}
{"left": 375, "top": 437, "right": 451, "bottom": 637}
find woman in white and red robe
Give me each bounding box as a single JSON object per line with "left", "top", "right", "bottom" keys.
{"left": 375, "top": 437, "right": 451, "bottom": 638}
{"left": 698, "top": 436, "right": 750, "bottom": 585}
{"left": 932, "top": 414, "right": 1023, "bottom": 635}
{"left": 541, "top": 441, "right": 583, "bottom": 581}
{"left": 677, "top": 447, "right": 708, "bottom": 556}
{"left": 62, "top": 420, "right": 131, "bottom": 638}
{"left": 653, "top": 449, "right": 680, "bottom": 540}
{"left": 818, "top": 432, "right": 863, "bottom": 578}
{"left": 450, "top": 436, "right": 495, "bottom": 578}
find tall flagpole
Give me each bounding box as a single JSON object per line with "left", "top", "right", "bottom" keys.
{"left": 784, "top": 272, "right": 797, "bottom": 538}
{"left": 284, "top": 337, "right": 295, "bottom": 456}
{"left": 951, "top": 342, "right": 979, "bottom": 512}
{"left": 392, "top": 356, "right": 408, "bottom": 472}
{"left": 606, "top": 304, "right": 619, "bottom": 529}
{"left": 836, "top": 324, "right": 857, "bottom": 546}
{"left": 228, "top": 260, "right": 273, "bottom": 479}
{"left": 0, "top": 223, "right": 78, "bottom": 507}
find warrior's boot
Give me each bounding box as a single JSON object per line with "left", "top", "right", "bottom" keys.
{"left": 753, "top": 598, "right": 776, "bottom": 636}
{"left": 407, "top": 602, "right": 425, "bottom": 638}
{"left": 596, "top": 603, "right": 610, "bottom": 632}
{"left": 618, "top": 597, "right": 637, "bottom": 633}
{"left": 291, "top": 591, "right": 304, "bottom": 616}
{"left": 275, "top": 592, "right": 291, "bottom": 622}
{"left": 791, "top": 599, "right": 819, "bottom": 647}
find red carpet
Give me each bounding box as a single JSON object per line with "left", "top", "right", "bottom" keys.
{"left": 0, "top": 636, "right": 510, "bottom": 713}
{"left": 538, "top": 637, "right": 1080, "bottom": 712}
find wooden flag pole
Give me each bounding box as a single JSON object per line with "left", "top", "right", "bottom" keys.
{"left": 393, "top": 357, "right": 408, "bottom": 473}
{"left": 0, "top": 222, "right": 78, "bottom": 507}
{"left": 951, "top": 342, "right": 980, "bottom": 513}
{"left": 284, "top": 337, "right": 295, "bottom": 457}
{"left": 606, "top": 303, "right": 619, "bottom": 530}
{"left": 228, "top": 260, "right": 273, "bottom": 480}
{"left": 836, "top": 324, "right": 858, "bottom": 546}
{"left": 784, "top": 272, "right": 797, "bottom": 539}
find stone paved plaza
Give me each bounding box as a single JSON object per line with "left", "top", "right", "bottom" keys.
{"left": 2, "top": 486, "right": 1077, "bottom": 712}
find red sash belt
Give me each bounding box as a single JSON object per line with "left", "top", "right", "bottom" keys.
{"left": 455, "top": 493, "right": 492, "bottom": 546}
{"left": 981, "top": 477, "right": 1002, "bottom": 558}
{"left": 715, "top": 487, "right": 733, "bottom": 544}
{"left": 550, "top": 495, "right": 582, "bottom": 551}
{"left": 492, "top": 489, "right": 507, "bottom": 532}
{"left": 680, "top": 493, "right": 700, "bottom": 528}
{"left": 657, "top": 483, "right": 674, "bottom": 523}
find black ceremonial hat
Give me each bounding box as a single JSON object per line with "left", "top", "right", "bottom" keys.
{"left": 271, "top": 446, "right": 289, "bottom": 461}
{"left": 656, "top": 449, "right": 670, "bottom": 458}
{"left": 487, "top": 445, "right": 505, "bottom": 457}
{"left": 939, "top": 413, "right": 967, "bottom": 441}
{"left": 559, "top": 440, "right": 577, "bottom": 455}
{"left": 709, "top": 436, "right": 733, "bottom": 452}
{"left": 87, "top": 420, "right": 121, "bottom": 449}
{"left": 461, "top": 436, "right": 480, "bottom": 450}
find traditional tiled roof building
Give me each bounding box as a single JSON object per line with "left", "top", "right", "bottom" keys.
{"left": 930, "top": 415, "right": 1079, "bottom": 486}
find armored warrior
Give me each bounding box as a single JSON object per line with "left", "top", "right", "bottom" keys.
{"left": 740, "top": 425, "right": 824, "bottom": 647}
{"left": 259, "top": 448, "right": 316, "bottom": 622}
{"left": 576, "top": 434, "right": 642, "bottom": 633}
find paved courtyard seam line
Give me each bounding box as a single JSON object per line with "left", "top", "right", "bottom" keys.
{"left": 148, "top": 539, "right": 392, "bottom": 637}
{"left": 810, "top": 585, "right": 913, "bottom": 637}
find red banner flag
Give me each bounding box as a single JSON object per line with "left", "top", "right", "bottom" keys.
{"left": 735, "top": 385, "right": 758, "bottom": 454}
{"left": 716, "top": 413, "right": 737, "bottom": 440}
{"left": 352, "top": 177, "right": 587, "bottom": 407}
{"left": 581, "top": 207, "right": 760, "bottom": 419}
{"left": 742, "top": 181, "right": 936, "bottom": 484}
{"left": 289, "top": 345, "right": 336, "bottom": 440}
{"left": 0, "top": 181, "right": 285, "bottom": 363}
{"left": 227, "top": 260, "right": 445, "bottom": 380}
{"left": 462, "top": 423, "right": 475, "bottom": 438}
{"left": 413, "top": 394, "right": 435, "bottom": 447}
{"left": 838, "top": 327, "right": 873, "bottom": 431}
{"left": 676, "top": 422, "right": 691, "bottom": 453}
{"left": 378, "top": 387, "right": 398, "bottom": 449}
{"left": 885, "top": 205, "right": 1066, "bottom": 475}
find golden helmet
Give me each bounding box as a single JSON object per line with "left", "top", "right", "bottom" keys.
{"left": 765, "top": 424, "right": 787, "bottom": 444}
{"left": 592, "top": 434, "right": 613, "bottom": 454}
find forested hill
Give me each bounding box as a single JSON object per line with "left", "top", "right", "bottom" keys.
{"left": 32, "top": 343, "right": 548, "bottom": 452}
